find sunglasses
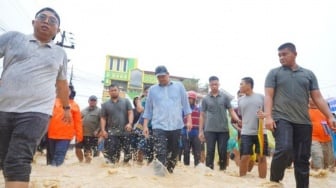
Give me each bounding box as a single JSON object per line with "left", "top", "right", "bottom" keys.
{"left": 35, "top": 13, "right": 59, "bottom": 26}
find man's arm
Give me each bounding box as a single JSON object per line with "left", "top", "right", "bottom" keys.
{"left": 228, "top": 108, "right": 241, "bottom": 124}
{"left": 100, "top": 117, "right": 108, "bottom": 138}
{"left": 198, "top": 111, "right": 205, "bottom": 142}
{"left": 136, "top": 98, "right": 144, "bottom": 113}
{"left": 264, "top": 87, "right": 275, "bottom": 131}
{"left": 125, "top": 109, "right": 134, "bottom": 132}
{"left": 311, "top": 90, "right": 336, "bottom": 130}
{"left": 56, "top": 79, "right": 71, "bottom": 123}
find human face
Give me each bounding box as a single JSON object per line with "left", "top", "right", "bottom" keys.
{"left": 142, "top": 88, "right": 149, "bottom": 98}
{"left": 188, "top": 97, "right": 195, "bottom": 105}
{"left": 32, "top": 11, "right": 60, "bottom": 43}
{"left": 109, "top": 87, "right": 120, "bottom": 99}
{"left": 239, "top": 80, "right": 249, "bottom": 94}
{"left": 157, "top": 74, "right": 170, "bottom": 85}
{"left": 209, "top": 80, "right": 220, "bottom": 93}
{"left": 278, "top": 48, "right": 297, "bottom": 67}
{"left": 89, "top": 99, "right": 97, "bottom": 107}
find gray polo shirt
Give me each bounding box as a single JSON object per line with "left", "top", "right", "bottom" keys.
{"left": 81, "top": 106, "right": 101, "bottom": 136}
{"left": 265, "top": 66, "right": 319, "bottom": 124}
{"left": 0, "top": 31, "right": 68, "bottom": 115}
{"left": 201, "top": 92, "right": 232, "bottom": 132}
{"left": 101, "top": 98, "right": 133, "bottom": 136}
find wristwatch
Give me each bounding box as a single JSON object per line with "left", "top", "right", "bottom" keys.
{"left": 63, "top": 105, "right": 71, "bottom": 110}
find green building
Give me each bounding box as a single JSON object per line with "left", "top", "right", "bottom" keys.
{"left": 102, "top": 55, "right": 199, "bottom": 102}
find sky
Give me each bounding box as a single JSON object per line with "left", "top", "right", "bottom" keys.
{"left": 1, "top": 0, "right": 336, "bottom": 108}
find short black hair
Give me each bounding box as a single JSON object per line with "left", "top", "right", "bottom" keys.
{"left": 144, "top": 85, "right": 150, "bottom": 91}
{"left": 237, "top": 89, "right": 241, "bottom": 95}
{"left": 109, "top": 84, "right": 119, "bottom": 90}
{"left": 69, "top": 84, "right": 76, "bottom": 99}
{"left": 209, "top": 76, "right": 219, "bottom": 82}
{"left": 242, "top": 77, "right": 254, "bottom": 89}
{"left": 133, "top": 96, "right": 139, "bottom": 107}
{"left": 35, "top": 7, "right": 61, "bottom": 26}
{"left": 278, "top": 42, "right": 296, "bottom": 53}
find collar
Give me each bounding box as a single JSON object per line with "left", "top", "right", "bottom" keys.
{"left": 281, "top": 65, "right": 303, "bottom": 72}
{"left": 110, "top": 97, "right": 120, "bottom": 103}
{"left": 209, "top": 91, "right": 222, "bottom": 97}
{"left": 28, "top": 34, "right": 54, "bottom": 48}
{"left": 159, "top": 81, "right": 173, "bottom": 87}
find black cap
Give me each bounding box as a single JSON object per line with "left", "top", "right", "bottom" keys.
{"left": 155, "top": 65, "right": 169, "bottom": 76}
{"left": 89, "top": 95, "right": 97, "bottom": 101}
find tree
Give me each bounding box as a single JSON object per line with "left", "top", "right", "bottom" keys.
{"left": 182, "top": 78, "right": 199, "bottom": 91}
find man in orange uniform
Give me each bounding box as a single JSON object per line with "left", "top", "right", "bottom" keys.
{"left": 47, "top": 85, "right": 83, "bottom": 166}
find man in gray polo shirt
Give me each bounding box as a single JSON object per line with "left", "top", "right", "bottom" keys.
{"left": 264, "top": 42, "right": 336, "bottom": 188}
{"left": 0, "top": 7, "right": 70, "bottom": 188}
{"left": 100, "top": 84, "right": 134, "bottom": 165}
{"left": 199, "top": 76, "right": 241, "bottom": 171}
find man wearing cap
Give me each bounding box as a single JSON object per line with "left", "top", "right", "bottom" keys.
{"left": 78, "top": 95, "right": 101, "bottom": 163}
{"left": 143, "top": 65, "right": 192, "bottom": 175}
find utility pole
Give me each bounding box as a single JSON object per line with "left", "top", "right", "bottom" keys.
{"left": 55, "top": 30, "right": 76, "bottom": 87}
{"left": 56, "top": 31, "right": 75, "bottom": 49}
{"left": 69, "top": 64, "right": 74, "bottom": 86}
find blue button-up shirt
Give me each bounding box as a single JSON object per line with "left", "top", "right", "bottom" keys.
{"left": 143, "top": 81, "right": 191, "bottom": 131}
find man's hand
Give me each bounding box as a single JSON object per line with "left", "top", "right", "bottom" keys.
{"left": 125, "top": 123, "right": 132, "bottom": 132}
{"left": 257, "top": 110, "right": 266, "bottom": 119}
{"left": 327, "top": 117, "right": 336, "bottom": 132}
{"left": 143, "top": 126, "right": 149, "bottom": 138}
{"left": 62, "top": 110, "right": 72, "bottom": 124}
{"left": 186, "top": 121, "right": 192, "bottom": 132}
{"left": 265, "top": 116, "right": 276, "bottom": 132}
{"left": 100, "top": 130, "right": 108, "bottom": 139}
{"left": 198, "top": 130, "right": 205, "bottom": 142}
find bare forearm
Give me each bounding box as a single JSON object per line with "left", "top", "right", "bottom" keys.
{"left": 315, "top": 98, "right": 334, "bottom": 119}
{"left": 100, "top": 118, "right": 106, "bottom": 131}
{"left": 264, "top": 88, "right": 274, "bottom": 118}
{"left": 56, "top": 80, "right": 70, "bottom": 107}
{"left": 199, "top": 113, "right": 204, "bottom": 131}
{"left": 229, "top": 109, "right": 240, "bottom": 122}
{"left": 136, "top": 102, "right": 144, "bottom": 113}
{"left": 264, "top": 96, "right": 273, "bottom": 117}
{"left": 143, "top": 118, "right": 148, "bottom": 128}
{"left": 128, "top": 110, "right": 134, "bottom": 125}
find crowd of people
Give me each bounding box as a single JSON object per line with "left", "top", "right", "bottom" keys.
{"left": 1, "top": 6, "right": 336, "bottom": 188}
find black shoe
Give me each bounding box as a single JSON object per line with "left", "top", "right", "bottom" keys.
{"left": 167, "top": 165, "right": 174, "bottom": 173}
{"left": 166, "top": 161, "right": 174, "bottom": 173}
{"left": 230, "top": 153, "right": 235, "bottom": 160}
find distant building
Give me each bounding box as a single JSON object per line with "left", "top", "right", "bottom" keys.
{"left": 102, "top": 55, "right": 199, "bottom": 102}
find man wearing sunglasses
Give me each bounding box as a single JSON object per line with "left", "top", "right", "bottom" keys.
{"left": 0, "top": 7, "right": 70, "bottom": 188}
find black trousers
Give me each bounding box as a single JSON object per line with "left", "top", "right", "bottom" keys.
{"left": 104, "top": 135, "right": 131, "bottom": 163}
{"left": 270, "top": 119, "right": 312, "bottom": 188}
{"left": 153, "top": 129, "right": 180, "bottom": 171}
{"left": 204, "top": 131, "right": 229, "bottom": 170}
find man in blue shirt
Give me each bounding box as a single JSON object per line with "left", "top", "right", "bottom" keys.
{"left": 143, "top": 65, "right": 192, "bottom": 175}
